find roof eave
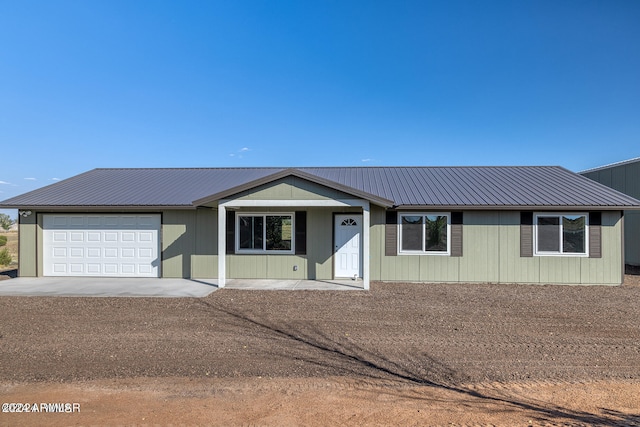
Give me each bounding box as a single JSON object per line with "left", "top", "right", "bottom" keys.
{"left": 1, "top": 205, "right": 197, "bottom": 211}
{"left": 393, "top": 205, "right": 640, "bottom": 211}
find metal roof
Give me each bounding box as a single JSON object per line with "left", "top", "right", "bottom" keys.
{"left": 580, "top": 157, "right": 640, "bottom": 174}
{"left": 1, "top": 166, "right": 639, "bottom": 210}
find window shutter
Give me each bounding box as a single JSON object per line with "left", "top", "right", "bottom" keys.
{"left": 520, "top": 212, "right": 533, "bottom": 257}
{"left": 589, "top": 212, "right": 602, "bottom": 258}
{"left": 295, "top": 211, "right": 307, "bottom": 255}
{"left": 385, "top": 211, "right": 397, "bottom": 256}
{"left": 226, "top": 211, "right": 235, "bottom": 254}
{"left": 451, "top": 212, "right": 463, "bottom": 257}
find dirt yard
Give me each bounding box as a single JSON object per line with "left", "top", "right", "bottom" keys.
{"left": 1, "top": 279, "right": 639, "bottom": 426}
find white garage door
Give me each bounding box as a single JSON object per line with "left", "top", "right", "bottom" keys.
{"left": 43, "top": 214, "right": 161, "bottom": 277}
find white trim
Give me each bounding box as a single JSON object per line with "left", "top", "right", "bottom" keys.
{"left": 220, "top": 199, "right": 369, "bottom": 208}
{"left": 533, "top": 212, "right": 589, "bottom": 257}
{"left": 218, "top": 198, "right": 371, "bottom": 290}
{"left": 363, "top": 203, "right": 370, "bottom": 290}
{"left": 235, "top": 212, "right": 295, "bottom": 254}
{"left": 397, "top": 212, "right": 451, "bottom": 256}
{"left": 218, "top": 205, "right": 226, "bottom": 287}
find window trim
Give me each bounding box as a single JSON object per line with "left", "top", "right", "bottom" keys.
{"left": 397, "top": 212, "right": 451, "bottom": 256}
{"left": 533, "top": 212, "right": 589, "bottom": 257}
{"left": 235, "top": 212, "right": 295, "bottom": 254}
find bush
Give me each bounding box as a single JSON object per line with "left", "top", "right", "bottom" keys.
{"left": 0, "top": 235, "right": 6, "bottom": 247}
{"left": 0, "top": 248, "right": 11, "bottom": 266}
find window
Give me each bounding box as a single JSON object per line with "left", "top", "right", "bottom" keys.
{"left": 398, "top": 213, "right": 450, "bottom": 255}
{"left": 534, "top": 213, "right": 587, "bottom": 256}
{"left": 237, "top": 214, "right": 293, "bottom": 253}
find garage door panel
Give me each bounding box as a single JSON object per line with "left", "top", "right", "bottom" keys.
{"left": 43, "top": 214, "right": 160, "bottom": 278}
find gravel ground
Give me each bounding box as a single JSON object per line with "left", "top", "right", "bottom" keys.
{"left": 1, "top": 277, "right": 639, "bottom": 386}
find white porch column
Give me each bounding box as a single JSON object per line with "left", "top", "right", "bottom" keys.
{"left": 363, "top": 201, "right": 370, "bottom": 290}
{"left": 217, "top": 204, "right": 226, "bottom": 288}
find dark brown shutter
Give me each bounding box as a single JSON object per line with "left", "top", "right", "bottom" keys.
{"left": 520, "top": 212, "right": 533, "bottom": 257}
{"left": 589, "top": 212, "right": 602, "bottom": 258}
{"left": 450, "top": 212, "right": 463, "bottom": 257}
{"left": 295, "top": 211, "right": 307, "bottom": 255}
{"left": 385, "top": 211, "right": 397, "bottom": 256}
{"left": 226, "top": 211, "right": 235, "bottom": 254}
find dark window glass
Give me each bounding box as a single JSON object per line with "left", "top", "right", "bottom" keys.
{"left": 401, "top": 216, "right": 423, "bottom": 251}
{"left": 239, "top": 216, "right": 263, "bottom": 250}
{"left": 266, "top": 216, "right": 292, "bottom": 251}
{"left": 563, "top": 215, "right": 585, "bottom": 253}
{"left": 537, "top": 216, "right": 560, "bottom": 252}
{"left": 425, "top": 215, "right": 448, "bottom": 252}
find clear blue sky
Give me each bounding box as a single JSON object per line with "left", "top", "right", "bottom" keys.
{"left": 1, "top": 0, "right": 639, "bottom": 216}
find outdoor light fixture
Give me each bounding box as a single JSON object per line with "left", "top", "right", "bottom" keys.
{"left": 19, "top": 210, "right": 32, "bottom": 217}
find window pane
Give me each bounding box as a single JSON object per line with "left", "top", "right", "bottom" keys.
{"left": 266, "top": 216, "right": 292, "bottom": 251}
{"left": 425, "top": 215, "right": 448, "bottom": 252}
{"left": 239, "top": 216, "right": 263, "bottom": 250}
{"left": 563, "top": 215, "right": 585, "bottom": 253}
{"left": 401, "top": 216, "right": 423, "bottom": 251}
{"left": 537, "top": 216, "right": 560, "bottom": 252}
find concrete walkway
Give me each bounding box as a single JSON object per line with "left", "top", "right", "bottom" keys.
{"left": 0, "top": 277, "right": 363, "bottom": 297}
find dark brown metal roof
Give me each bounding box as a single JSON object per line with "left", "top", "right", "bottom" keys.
{"left": 1, "top": 166, "right": 639, "bottom": 210}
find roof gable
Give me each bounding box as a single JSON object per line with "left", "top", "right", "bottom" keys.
{"left": 193, "top": 168, "right": 394, "bottom": 207}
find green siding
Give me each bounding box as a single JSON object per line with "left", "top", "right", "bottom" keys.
{"left": 162, "top": 211, "right": 195, "bottom": 278}
{"left": 228, "top": 255, "right": 308, "bottom": 279}
{"left": 307, "top": 208, "right": 334, "bottom": 280}
{"left": 459, "top": 212, "right": 500, "bottom": 282}
{"left": 583, "top": 162, "right": 640, "bottom": 266}
{"left": 497, "top": 212, "right": 540, "bottom": 283}
{"left": 371, "top": 208, "right": 623, "bottom": 285}
{"left": 162, "top": 209, "right": 218, "bottom": 279}
{"left": 233, "top": 176, "right": 355, "bottom": 201}
{"left": 192, "top": 209, "right": 218, "bottom": 278}
{"left": 226, "top": 207, "right": 336, "bottom": 280}
{"left": 18, "top": 214, "right": 37, "bottom": 277}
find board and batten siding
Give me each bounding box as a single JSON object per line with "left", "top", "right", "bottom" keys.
{"left": 226, "top": 207, "right": 340, "bottom": 280}
{"left": 17, "top": 213, "right": 38, "bottom": 277}
{"left": 231, "top": 176, "right": 356, "bottom": 201}
{"left": 370, "top": 206, "right": 623, "bottom": 285}
{"left": 162, "top": 209, "right": 217, "bottom": 279}
{"left": 582, "top": 161, "right": 640, "bottom": 266}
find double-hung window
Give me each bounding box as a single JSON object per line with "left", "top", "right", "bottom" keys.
{"left": 534, "top": 213, "right": 587, "bottom": 256}
{"left": 398, "top": 213, "right": 450, "bottom": 255}
{"left": 237, "top": 213, "right": 294, "bottom": 253}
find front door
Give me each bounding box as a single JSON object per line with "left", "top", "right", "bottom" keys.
{"left": 334, "top": 214, "right": 362, "bottom": 278}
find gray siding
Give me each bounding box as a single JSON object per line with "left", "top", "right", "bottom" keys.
{"left": 371, "top": 207, "right": 623, "bottom": 285}
{"left": 583, "top": 161, "right": 640, "bottom": 266}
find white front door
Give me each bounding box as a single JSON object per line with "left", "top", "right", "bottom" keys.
{"left": 334, "top": 214, "right": 362, "bottom": 278}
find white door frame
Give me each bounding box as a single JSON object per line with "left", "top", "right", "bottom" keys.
{"left": 334, "top": 214, "right": 363, "bottom": 279}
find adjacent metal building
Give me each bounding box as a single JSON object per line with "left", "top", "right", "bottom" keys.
{"left": 581, "top": 158, "right": 640, "bottom": 267}
{"left": 2, "top": 166, "right": 639, "bottom": 287}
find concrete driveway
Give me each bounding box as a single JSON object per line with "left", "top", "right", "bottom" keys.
{"left": 0, "top": 277, "right": 363, "bottom": 297}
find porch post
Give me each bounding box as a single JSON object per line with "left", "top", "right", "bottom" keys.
{"left": 218, "top": 204, "right": 226, "bottom": 288}
{"left": 363, "top": 201, "right": 370, "bottom": 290}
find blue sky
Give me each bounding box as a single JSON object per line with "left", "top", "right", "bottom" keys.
{"left": 1, "top": 0, "right": 639, "bottom": 216}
